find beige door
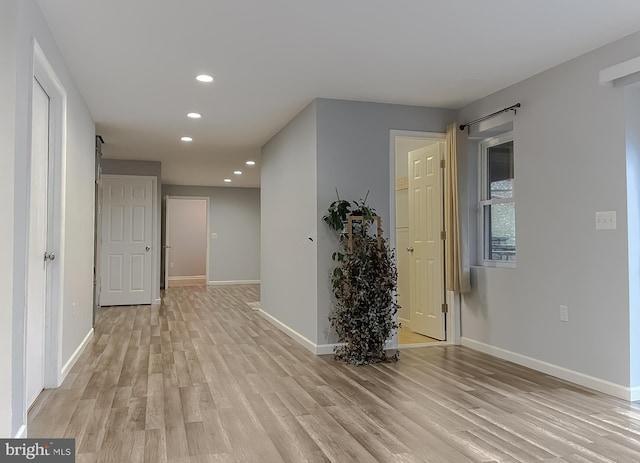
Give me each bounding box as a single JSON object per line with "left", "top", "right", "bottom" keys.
{"left": 408, "top": 143, "right": 445, "bottom": 340}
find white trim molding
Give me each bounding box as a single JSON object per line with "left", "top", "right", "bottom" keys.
{"left": 259, "top": 309, "right": 399, "bottom": 356}
{"left": 258, "top": 309, "right": 317, "bottom": 354}
{"left": 462, "top": 337, "right": 636, "bottom": 401}
{"left": 168, "top": 275, "right": 206, "bottom": 281}
{"left": 60, "top": 328, "right": 93, "bottom": 383}
{"left": 13, "top": 425, "right": 27, "bottom": 439}
{"left": 208, "top": 280, "right": 260, "bottom": 286}
{"left": 600, "top": 55, "right": 640, "bottom": 86}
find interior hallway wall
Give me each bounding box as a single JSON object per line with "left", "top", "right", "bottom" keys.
{"left": 162, "top": 185, "right": 260, "bottom": 284}
{"left": 457, "top": 29, "right": 640, "bottom": 395}
{"left": 0, "top": 0, "right": 18, "bottom": 438}
{"left": 315, "top": 99, "right": 455, "bottom": 346}
{"left": 10, "top": 0, "right": 95, "bottom": 437}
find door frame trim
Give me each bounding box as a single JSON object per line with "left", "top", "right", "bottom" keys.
{"left": 389, "top": 130, "right": 460, "bottom": 347}
{"left": 17, "top": 39, "right": 68, "bottom": 435}
{"left": 165, "top": 195, "right": 211, "bottom": 287}
{"left": 101, "top": 174, "right": 159, "bottom": 305}
{"left": 33, "top": 40, "right": 66, "bottom": 390}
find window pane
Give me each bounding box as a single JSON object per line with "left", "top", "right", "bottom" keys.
{"left": 484, "top": 202, "right": 516, "bottom": 261}
{"left": 487, "top": 141, "right": 514, "bottom": 199}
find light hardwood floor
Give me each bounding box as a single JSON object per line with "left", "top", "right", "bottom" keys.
{"left": 29, "top": 285, "right": 640, "bottom": 462}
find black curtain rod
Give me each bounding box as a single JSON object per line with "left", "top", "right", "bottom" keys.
{"left": 459, "top": 103, "right": 521, "bottom": 131}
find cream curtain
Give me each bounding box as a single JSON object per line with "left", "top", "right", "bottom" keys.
{"left": 445, "top": 122, "right": 471, "bottom": 293}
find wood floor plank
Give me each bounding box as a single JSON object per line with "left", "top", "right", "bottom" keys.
{"left": 27, "top": 284, "right": 640, "bottom": 462}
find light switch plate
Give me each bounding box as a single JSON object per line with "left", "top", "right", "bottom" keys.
{"left": 560, "top": 305, "right": 569, "bottom": 322}
{"left": 595, "top": 211, "right": 616, "bottom": 230}
{"left": 211, "top": 233, "right": 218, "bottom": 240}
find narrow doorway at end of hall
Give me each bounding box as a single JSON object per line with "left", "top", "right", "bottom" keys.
{"left": 165, "top": 197, "right": 208, "bottom": 287}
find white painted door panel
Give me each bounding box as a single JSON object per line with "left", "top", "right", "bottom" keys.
{"left": 26, "top": 78, "right": 50, "bottom": 408}
{"left": 100, "top": 177, "right": 153, "bottom": 305}
{"left": 408, "top": 143, "right": 445, "bottom": 340}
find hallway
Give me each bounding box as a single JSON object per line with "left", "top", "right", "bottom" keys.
{"left": 29, "top": 285, "right": 640, "bottom": 462}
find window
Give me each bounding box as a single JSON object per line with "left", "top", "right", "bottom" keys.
{"left": 479, "top": 134, "right": 515, "bottom": 265}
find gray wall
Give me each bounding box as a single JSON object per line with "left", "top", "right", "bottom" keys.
{"left": 315, "top": 99, "right": 455, "bottom": 345}
{"left": 167, "top": 198, "right": 207, "bottom": 278}
{"left": 0, "top": 0, "right": 17, "bottom": 437}
{"left": 458, "top": 31, "right": 640, "bottom": 388}
{"left": 261, "top": 99, "right": 455, "bottom": 348}
{"left": 162, "top": 185, "right": 260, "bottom": 283}
{"left": 9, "top": 0, "right": 95, "bottom": 437}
{"left": 261, "top": 102, "right": 318, "bottom": 344}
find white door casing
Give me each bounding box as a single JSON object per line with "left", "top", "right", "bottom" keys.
{"left": 408, "top": 143, "right": 446, "bottom": 340}
{"left": 26, "top": 77, "right": 50, "bottom": 408}
{"left": 100, "top": 176, "right": 153, "bottom": 306}
{"left": 164, "top": 195, "right": 170, "bottom": 291}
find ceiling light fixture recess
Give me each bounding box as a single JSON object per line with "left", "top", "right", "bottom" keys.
{"left": 187, "top": 112, "right": 202, "bottom": 119}
{"left": 233, "top": 170, "right": 242, "bottom": 175}
{"left": 180, "top": 136, "right": 193, "bottom": 142}
{"left": 245, "top": 161, "right": 256, "bottom": 166}
{"left": 196, "top": 74, "right": 214, "bottom": 83}
{"left": 224, "top": 178, "right": 232, "bottom": 183}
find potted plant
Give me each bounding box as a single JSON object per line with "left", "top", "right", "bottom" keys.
{"left": 323, "top": 191, "right": 399, "bottom": 365}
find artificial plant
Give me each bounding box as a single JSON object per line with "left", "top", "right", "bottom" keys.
{"left": 323, "top": 191, "right": 399, "bottom": 365}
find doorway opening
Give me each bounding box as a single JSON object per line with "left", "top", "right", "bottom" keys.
{"left": 391, "top": 131, "right": 452, "bottom": 348}
{"left": 165, "top": 197, "right": 209, "bottom": 288}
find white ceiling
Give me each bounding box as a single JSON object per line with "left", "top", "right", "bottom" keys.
{"left": 37, "top": 0, "right": 640, "bottom": 188}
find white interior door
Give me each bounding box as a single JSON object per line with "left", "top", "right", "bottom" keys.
{"left": 26, "top": 77, "right": 51, "bottom": 408}
{"left": 100, "top": 176, "right": 153, "bottom": 306}
{"left": 408, "top": 143, "right": 445, "bottom": 340}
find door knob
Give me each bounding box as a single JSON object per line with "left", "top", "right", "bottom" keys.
{"left": 406, "top": 247, "right": 414, "bottom": 253}
{"left": 44, "top": 251, "right": 55, "bottom": 261}
{"left": 145, "top": 246, "right": 151, "bottom": 251}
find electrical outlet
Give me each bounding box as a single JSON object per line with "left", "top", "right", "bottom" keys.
{"left": 595, "top": 211, "right": 616, "bottom": 230}
{"left": 560, "top": 305, "right": 569, "bottom": 322}
{"left": 170, "top": 262, "right": 174, "bottom": 268}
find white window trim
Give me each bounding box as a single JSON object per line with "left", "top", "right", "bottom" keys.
{"left": 478, "top": 132, "right": 516, "bottom": 268}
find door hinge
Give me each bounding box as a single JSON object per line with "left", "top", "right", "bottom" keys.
{"left": 440, "top": 230, "right": 446, "bottom": 240}
{"left": 440, "top": 159, "right": 446, "bottom": 168}
{"left": 442, "top": 303, "right": 448, "bottom": 313}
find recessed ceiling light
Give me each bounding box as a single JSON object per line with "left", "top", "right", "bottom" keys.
{"left": 233, "top": 170, "right": 242, "bottom": 175}
{"left": 196, "top": 74, "right": 214, "bottom": 83}
{"left": 245, "top": 161, "right": 256, "bottom": 166}
{"left": 224, "top": 178, "right": 232, "bottom": 183}
{"left": 180, "top": 136, "right": 193, "bottom": 142}
{"left": 187, "top": 112, "right": 202, "bottom": 119}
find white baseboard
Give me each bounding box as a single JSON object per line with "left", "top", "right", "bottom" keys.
{"left": 60, "top": 328, "right": 94, "bottom": 384}
{"left": 257, "top": 309, "right": 317, "bottom": 354}
{"left": 461, "top": 337, "right": 635, "bottom": 401}
{"left": 168, "top": 275, "right": 205, "bottom": 280}
{"left": 399, "top": 317, "right": 411, "bottom": 328}
{"left": 207, "top": 280, "right": 260, "bottom": 286}
{"left": 14, "top": 424, "right": 26, "bottom": 439}
{"left": 259, "top": 309, "right": 398, "bottom": 356}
